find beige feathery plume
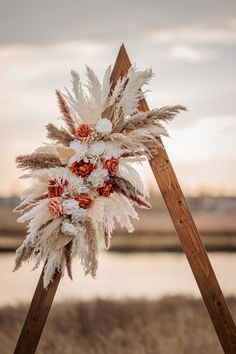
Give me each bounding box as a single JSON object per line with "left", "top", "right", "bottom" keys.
{"left": 113, "top": 176, "right": 151, "bottom": 209}
{"left": 46, "top": 123, "right": 74, "bottom": 146}
{"left": 85, "top": 218, "right": 98, "bottom": 278}
{"left": 104, "top": 229, "right": 110, "bottom": 250}
{"left": 55, "top": 90, "right": 76, "bottom": 135}
{"left": 14, "top": 242, "right": 34, "bottom": 271}
{"left": 16, "top": 153, "right": 64, "bottom": 170}
{"left": 123, "top": 105, "right": 186, "bottom": 132}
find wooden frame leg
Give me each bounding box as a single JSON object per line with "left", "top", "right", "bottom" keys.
{"left": 14, "top": 264, "right": 61, "bottom": 354}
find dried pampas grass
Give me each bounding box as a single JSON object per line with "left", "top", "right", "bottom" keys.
{"left": 124, "top": 105, "right": 186, "bottom": 132}
{"left": 16, "top": 153, "right": 64, "bottom": 170}
{"left": 46, "top": 123, "right": 74, "bottom": 146}
{"left": 56, "top": 90, "right": 76, "bottom": 135}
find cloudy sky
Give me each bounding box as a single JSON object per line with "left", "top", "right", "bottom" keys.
{"left": 0, "top": 0, "right": 236, "bottom": 196}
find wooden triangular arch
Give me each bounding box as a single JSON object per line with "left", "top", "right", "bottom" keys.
{"left": 14, "top": 45, "right": 236, "bottom": 354}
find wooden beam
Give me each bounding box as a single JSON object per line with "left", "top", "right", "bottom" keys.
{"left": 14, "top": 265, "right": 61, "bottom": 354}
{"left": 110, "top": 44, "right": 236, "bottom": 354}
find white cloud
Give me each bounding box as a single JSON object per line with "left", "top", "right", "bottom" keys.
{"left": 169, "top": 45, "right": 213, "bottom": 62}
{"left": 145, "top": 26, "right": 236, "bottom": 44}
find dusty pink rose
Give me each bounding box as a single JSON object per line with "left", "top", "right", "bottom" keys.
{"left": 104, "top": 157, "right": 119, "bottom": 176}
{"left": 48, "top": 198, "right": 64, "bottom": 218}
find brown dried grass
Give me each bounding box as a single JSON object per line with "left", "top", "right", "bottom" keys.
{"left": 1, "top": 296, "right": 235, "bottom": 354}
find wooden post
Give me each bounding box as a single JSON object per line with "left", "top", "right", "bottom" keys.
{"left": 110, "top": 44, "right": 236, "bottom": 353}
{"left": 13, "top": 44, "right": 236, "bottom": 354}
{"left": 14, "top": 265, "right": 61, "bottom": 354}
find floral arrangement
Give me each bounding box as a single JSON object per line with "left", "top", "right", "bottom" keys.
{"left": 14, "top": 65, "right": 185, "bottom": 288}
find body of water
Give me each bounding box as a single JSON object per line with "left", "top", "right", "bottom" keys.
{"left": 0, "top": 252, "right": 236, "bottom": 306}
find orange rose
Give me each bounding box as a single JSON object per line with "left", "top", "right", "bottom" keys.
{"left": 75, "top": 124, "right": 91, "bottom": 139}
{"left": 69, "top": 160, "right": 95, "bottom": 178}
{"left": 97, "top": 181, "right": 114, "bottom": 197}
{"left": 48, "top": 198, "right": 63, "bottom": 218}
{"left": 48, "top": 178, "right": 68, "bottom": 198}
{"left": 104, "top": 157, "right": 119, "bottom": 176}
{"left": 75, "top": 194, "right": 92, "bottom": 209}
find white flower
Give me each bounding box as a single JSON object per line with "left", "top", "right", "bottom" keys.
{"left": 88, "top": 141, "right": 106, "bottom": 157}
{"left": 61, "top": 220, "right": 79, "bottom": 237}
{"left": 103, "top": 141, "right": 124, "bottom": 159}
{"left": 71, "top": 208, "right": 87, "bottom": 223}
{"left": 62, "top": 199, "right": 78, "bottom": 215}
{"left": 87, "top": 164, "right": 109, "bottom": 188}
{"left": 95, "top": 118, "right": 112, "bottom": 134}
{"left": 65, "top": 171, "right": 89, "bottom": 195}
{"left": 70, "top": 140, "right": 88, "bottom": 157}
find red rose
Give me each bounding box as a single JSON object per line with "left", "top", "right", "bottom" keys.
{"left": 75, "top": 194, "right": 92, "bottom": 209}
{"left": 97, "top": 181, "right": 114, "bottom": 197}
{"left": 104, "top": 157, "right": 119, "bottom": 176}
{"left": 69, "top": 160, "right": 95, "bottom": 178}
{"left": 48, "top": 198, "right": 63, "bottom": 218}
{"left": 75, "top": 124, "right": 91, "bottom": 139}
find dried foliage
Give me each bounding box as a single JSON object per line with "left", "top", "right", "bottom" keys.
{"left": 0, "top": 296, "right": 230, "bottom": 354}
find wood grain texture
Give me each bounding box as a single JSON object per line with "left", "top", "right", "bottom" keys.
{"left": 14, "top": 264, "right": 61, "bottom": 354}
{"left": 110, "top": 44, "right": 236, "bottom": 354}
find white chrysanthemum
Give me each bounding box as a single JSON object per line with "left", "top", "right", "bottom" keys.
{"left": 61, "top": 220, "right": 79, "bottom": 237}
{"left": 61, "top": 220, "right": 85, "bottom": 238}
{"left": 71, "top": 208, "right": 87, "bottom": 223}
{"left": 62, "top": 199, "right": 79, "bottom": 215}
{"left": 87, "top": 165, "right": 109, "bottom": 188}
{"left": 65, "top": 170, "right": 89, "bottom": 195}
{"left": 70, "top": 140, "right": 88, "bottom": 157}
{"left": 88, "top": 140, "right": 106, "bottom": 157}
{"left": 95, "top": 118, "right": 112, "bottom": 134}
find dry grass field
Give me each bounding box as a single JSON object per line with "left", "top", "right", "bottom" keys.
{"left": 1, "top": 296, "right": 235, "bottom": 354}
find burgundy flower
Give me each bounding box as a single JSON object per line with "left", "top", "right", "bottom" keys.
{"left": 69, "top": 160, "right": 96, "bottom": 178}
{"left": 97, "top": 181, "right": 114, "bottom": 197}
{"left": 75, "top": 124, "right": 91, "bottom": 139}
{"left": 75, "top": 194, "right": 92, "bottom": 209}
{"left": 48, "top": 178, "right": 68, "bottom": 198}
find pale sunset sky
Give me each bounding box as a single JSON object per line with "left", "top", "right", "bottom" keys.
{"left": 0, "top": 0, "right": 236, "bottom": 196}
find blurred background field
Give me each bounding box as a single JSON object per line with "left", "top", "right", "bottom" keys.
{"left": 1, "top": 194, "right": 236, "bottom": 253}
